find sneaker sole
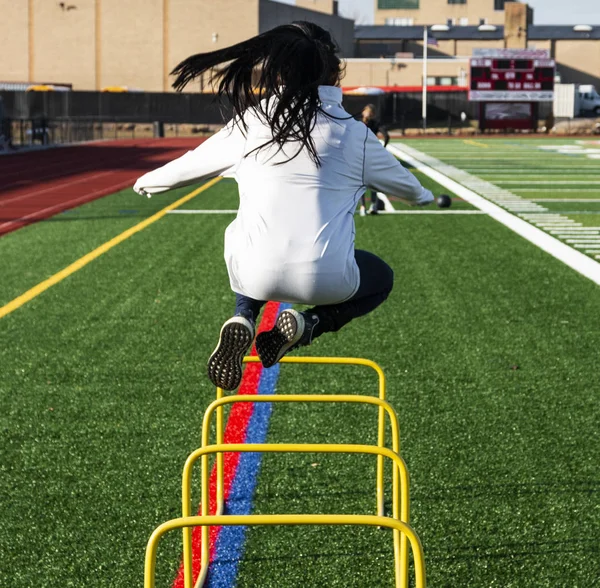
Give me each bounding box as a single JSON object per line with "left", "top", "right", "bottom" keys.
{"left": 207, "top": 318, "right": 254, "bottom": 390}
{"left": 256, "top": 310, "right": 304, "bottom": 369}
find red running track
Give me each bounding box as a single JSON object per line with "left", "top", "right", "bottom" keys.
{"left": 0, "top": 138, "right": 205, "bottom": 237}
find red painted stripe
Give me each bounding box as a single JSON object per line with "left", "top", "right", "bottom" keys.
{"left": 342, "top": 85, "right": 467, "bottom": 94}
{"left": 172, "top": 301, "right": 280, "bottom": 588}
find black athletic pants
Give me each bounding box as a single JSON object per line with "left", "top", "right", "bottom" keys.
{"left": 234, "top": 250, "right": 394, "bottom": 338}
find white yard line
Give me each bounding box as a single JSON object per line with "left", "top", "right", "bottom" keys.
{"left": 377, "top": 210, "right": 485, "bottom": 215}
{"left": 388, "top": 143, "right": 600, "bottom": 286}
{"left": 493, "top": 181, "right": 600, "bottom": 185}
{"left": 511, "top": 188, "right": 600, "bottom": 192}
{"left": 167, "top": 208, "right": 484, "bottom": 216}
{"left": 529, "top": 198, "right": 600, "bottom": 202}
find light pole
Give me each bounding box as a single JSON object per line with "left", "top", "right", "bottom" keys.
{"left": 422, "top": 26, "right": 428, "bottom": 132}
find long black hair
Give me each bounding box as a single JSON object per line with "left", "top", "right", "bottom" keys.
{"left": 171, "top": 22, "right": 343, "bottom": 165}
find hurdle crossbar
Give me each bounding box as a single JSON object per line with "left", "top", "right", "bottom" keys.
{"left": 146, "top": 514, "right": 425, "bottom": 588}
{"left": 184, "top": 443, "right": 410, "bottom": 588}
{"left": 192, "top": 394, "right": 407, "bottom": 588}
{"left": 214, "top": 357, "right": 389, "bottom": 516}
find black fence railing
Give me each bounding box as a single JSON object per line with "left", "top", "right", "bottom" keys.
{"left": 0, "top": 90, "right": 554, "bottom": 149}
{"left": 1, "top": 89, "right": 477, "bottom": 125}
{"left": 4, "top": 119, "right": 216, "bottom": 147}
{"left": 1, "top": 91, "right": 231, "bottom": 125}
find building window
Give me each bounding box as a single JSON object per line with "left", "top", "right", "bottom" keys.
{"left": 385, "top": 17, "right": 414, "bottom": 25}
{"left": 479, "top": 18, "right": 488, "bottom": 25}
{"left": 378, "top": 0, "right": 419, "bottom": 9}
{"left": 448, "top": 0, "right": 466, "bottom": 4}
{"left": 494, "top": 0, "right": 515, "bottom": 10}
{"left": 426, "top": 76, "right": 459, "bottom": 86}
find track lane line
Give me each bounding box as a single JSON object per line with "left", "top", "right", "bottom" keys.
{"left": 0, "top": 171, "right": 114, "bottom": 208}
{"left": 0, "top": 176, "right": 138, "bottom": 234}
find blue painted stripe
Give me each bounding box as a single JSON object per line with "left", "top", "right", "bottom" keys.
{"left": 207, "top": 303, "right": 290, "bottom": 588}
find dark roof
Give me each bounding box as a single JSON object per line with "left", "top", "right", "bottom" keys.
{"left": 529, "top": 25, "right": 600, "bottom": 40}
{"left": 355, "top": 25, "right": 504, "bottom": 41}
{"left": 355, "top": 24, "right": 600, "bottom": 42}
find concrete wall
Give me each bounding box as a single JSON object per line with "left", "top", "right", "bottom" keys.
{"left": 374, "top": 0, "right": 506, "bottom": 26}
{"left": 504, "top": 2, "right": 528, "bottom": 49}
{"left": 0, "top": 1, "right": 29, "bottom": 82}
{"left": 3, "top": 0, "right": 598, "bottom": 94}
{"left": 168, "top": 0, "right": 259, "bottom": 92}
{"left": 296, "top": 0, "right": 334, "bottom": 14}
{"left": 100, "top": 0, "right": 163, "bottom": 91}
{"left": 0, "top": 0, "right": 260, "bottom": 91}
{"left": 33, "top": 0, "right": 97, "bottom": 90}
{"left": 259, "top": 0, "right": 354, "bottom": 56}
{"left": 554, "top": 40, "right": 600, "bottom": 87}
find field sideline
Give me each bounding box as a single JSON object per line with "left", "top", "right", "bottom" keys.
{"left": 1, "top": 140, "right": 599, "bottom": 587}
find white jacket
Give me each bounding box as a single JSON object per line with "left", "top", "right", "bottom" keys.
{"left": 134, "top": 86, "right": 433, "bottom": 305}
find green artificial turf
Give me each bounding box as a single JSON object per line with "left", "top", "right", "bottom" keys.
{"left": 400, "top": 137, "right": 600, "bottom": 261}
{"left": 1, "top": 167, "right": 599, "bottom": 588}
{"left": 0, "top": 184, "right": 210, "bottom": 306}
{"left": 236, "top": 213, "right": 600, "bottom": 587}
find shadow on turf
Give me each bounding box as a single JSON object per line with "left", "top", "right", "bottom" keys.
{"left": 428, "top": 537, "right": 598, "bottom": 561}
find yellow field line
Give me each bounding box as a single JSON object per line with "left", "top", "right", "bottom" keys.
{"left": 0, "top": 177, "right": 222, "bottom": 320}
{"left": 463, "top": 139, "right": 489, "bottom": 148}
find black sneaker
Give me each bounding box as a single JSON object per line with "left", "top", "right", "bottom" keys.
{"left": 207, "top": 316, "right": 255, "bottom": 390}
{"left": 255, "top": 309, "right": 320, "bottom": 368}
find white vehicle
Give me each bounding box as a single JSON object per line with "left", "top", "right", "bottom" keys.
{"left": 554, "top": 84, "right": 600, "bottom": 117}
{"left": 579, "top": 85, "right": 600, "bottom": 115}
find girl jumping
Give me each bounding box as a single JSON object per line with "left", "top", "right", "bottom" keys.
{"left": 133, "top": 22, "right": 433, "bottom": 390}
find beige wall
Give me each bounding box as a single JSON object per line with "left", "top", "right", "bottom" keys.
{"left": 554, "top": 40, "right": 600, "bottom": 86}
{"left": 169, "top": 0, "right": 259, "bottom": 92}
{"left": 374, "top": 0, "right": 506, "bottom": 26}
{"left": 100, "top": 0, "right": 163, "bottom": 91}
{"left": 0, "top": 1, "right": 29, "bottom": 82}
{"left": 296, "top": 0, "right": 334, "bottom": 14}
{"left": 344, "top": 58, "right": 469, "bottom": 87}
{"left": 504, "top": 2, "right": 528, "bottom": 49}
{"left": 0, "top": 0, "right": 260, "bottom": 91}
{"left": 33, "top": 0, "right": 96, "bottom": 89}
{"left": 2, "top": 0, "right": 599, "bottom": 92}
{"left": 528, "top": 39, "right": 551, "bottom": 52}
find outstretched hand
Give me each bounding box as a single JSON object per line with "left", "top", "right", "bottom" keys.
{"left": 133, "top": 180, "right": 151, "bottom": 198}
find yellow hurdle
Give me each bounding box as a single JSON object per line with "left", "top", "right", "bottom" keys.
{"left": 145, "top": 514, "right": 426, "bottom": 588}
{"left": 190, "top": 394, "right": 410, "bottom": 588}
{"left": 144, "top": 356, "right": 426, "bottom": 587}
{"left": 184, "top": 443, "right": 415, "bottom": 588}
{"left": 214, "top": 357, "right": 389, "bottom": 517}
{"left": 190, "top": 394, "right": 408, "bottom": 588}
{"left": 204, "top": 357, "right": 398, "bottom": 588}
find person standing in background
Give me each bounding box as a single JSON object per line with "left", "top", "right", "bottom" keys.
{"left": 359, "top": 104, "right": 390, "bottom": 216}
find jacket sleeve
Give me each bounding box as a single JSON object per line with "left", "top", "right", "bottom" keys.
{"left": 362, "top": 129, "right": 434, "bottom": 206}
{"left": 133, "top": 120, "right": 246, "bottom": 195}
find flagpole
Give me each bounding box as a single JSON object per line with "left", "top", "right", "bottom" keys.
{"left": 422, "top": 25, "right": 428, "bottom": 132}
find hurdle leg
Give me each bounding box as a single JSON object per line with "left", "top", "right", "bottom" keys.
{"left": 377, "top": 404, "right": 385, "bottom": 516}
{"left": 393, "top": 460, "right": 410, "bottom": 588}
{"left": 216, "top": 388, "right": 225, "bottom": 516}
{"left": 195, "top": 453, "right": 211, "bottom": 588}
